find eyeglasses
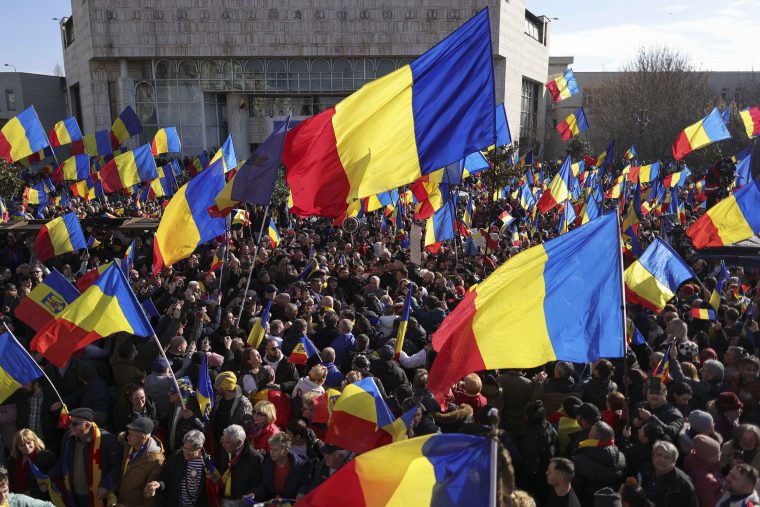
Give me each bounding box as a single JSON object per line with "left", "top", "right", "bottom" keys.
{"left": 253, "top": 411, "right": 267, "bottom": 417}
{"left": 69, "top": 420, "right": 83, "bottom": 427}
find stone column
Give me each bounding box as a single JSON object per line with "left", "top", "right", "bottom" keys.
{"left": 226, "top": 92, "right": 250, "bottom": 161}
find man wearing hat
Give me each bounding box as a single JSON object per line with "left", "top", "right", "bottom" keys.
{"left": 50, "top": 407, "right": 122, "bottom": 507}
{"left": 210, "top": 371, "right": 253, "bottom": 444}
{"left": 369, "top": 344, "right": 409, "bottom": 395}
{"left": 113, "top": 417, "right": 165, "bottom": 507}
{"left": 309, "top": 444, "right": 352, "bottom": 491}
{"left": 164, "top": 377, "right": 205, "bottom": 453}
{"left": 565, "top": 403, "right": 601, "bottom": 458}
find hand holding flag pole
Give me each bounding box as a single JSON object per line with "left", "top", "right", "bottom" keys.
{"left": 235, "top": 204, "right": 271, "bottom": 327}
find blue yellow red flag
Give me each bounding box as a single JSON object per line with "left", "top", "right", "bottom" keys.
{"left": 14, "top": 269, "right": 80, "bottom": 331}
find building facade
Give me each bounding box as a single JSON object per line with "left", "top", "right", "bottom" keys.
{"left": 62, "top": 0, "right": 551, "bottom": 161}
{"left": 0, "top": 72, "right": 67, "bottom": 131}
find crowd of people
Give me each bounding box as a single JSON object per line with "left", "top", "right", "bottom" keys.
{"left": 0, "top": 152, "right": 758, "bottom": 507}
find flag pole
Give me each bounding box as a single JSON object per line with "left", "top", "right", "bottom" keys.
{"left": 614, "top": 207, "right": 631, "bottom": 426}
{"left": 151, "top": 332, "right": 186, "bottom": 410}
{"left": 236, "top": 203, "right": 270, "bottom": 327}
{"left": 487, "top": 407, "right": 500, "bottom": 507}
{"left": 1, "top": 322, "right": 66, "bottom": 408}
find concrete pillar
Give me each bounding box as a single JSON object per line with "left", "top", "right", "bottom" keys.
{"left": 226, "top": 92, "right": 250, "bottom": 160}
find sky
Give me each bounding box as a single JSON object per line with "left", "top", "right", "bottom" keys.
{"left": 1, "top": 2, "right": 759, "bottom": 75}
{"left": 526, "top": 0, "right": 760, "bottom": 71}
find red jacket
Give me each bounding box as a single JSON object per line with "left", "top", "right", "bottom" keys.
{"left": 250, "top": 422, "right": 280, "bottom": 453}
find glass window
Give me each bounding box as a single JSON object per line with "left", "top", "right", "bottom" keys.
{"left": 244, "top": 60, "right": 264, "bottom": 92}
{"left": 266, "top": 60, "right": 287, "bottom": 91}
{"left": 5, "top": 89, "right": 16, "bottom": 111}
{"left": 155, "top": 60, "right": 176, "bottom": 79}
{"left": 178, "top": 60, "right": 198, "bottom": 79}
{"left": 520, "top": 79, "right": 539, "bottom": 142}
{"left": 136, "top": 103, "right": 156, "bottom": 125}
{"left": 155, "top": 81, "right": 175, "bottom": 102}
{"left": 289, "top": 59, "right": 308, "bottom": 93}
{"left": 376, "top": 59, "right": 395, "bottom": 78}
{"left": 356, "top": 58, "right": 373, "bottom": 84}
{"left": 181, "top": 125, "right": 203, "bottom": 150}
{"left": 178, "top": 81, "right": 200, "bottom": 102}
{"left": 181, "top": 104, "right": 202, "bottom": 125}
{"left": 333, "top": 59, "right": 353, "bottom": 91}
{"left": 158, "top": 102, "right": 181, "bottom": 126}
{"left": 135, "top": 82, "right": 154, "bottom": 103}
{"left": 312, "top": 59, "right": 331, "bottom": 91}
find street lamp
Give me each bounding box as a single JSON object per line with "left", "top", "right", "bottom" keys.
{"left": 3, "top": 64, "right": 16, "bottom": 72}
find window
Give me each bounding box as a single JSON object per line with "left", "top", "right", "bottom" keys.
{"left": 69, "top": 83, "right": 82, "bottom": 127}
{"left": 524, "top": 15, "right": 543, "bottom": 43}
{"left": 5, "top": 90, "right": 16, "bottom": 111}
{"left": 62, "top": 17, "right": 74, "bottom": 48}
{"left": 520, "top": 79, "right": 539, "bottom": 143}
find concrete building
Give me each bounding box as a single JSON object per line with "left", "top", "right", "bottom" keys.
{"left": 61, "top": 0, "right": 551, "bottom": 160}
{"left": 0, "top": 72, "right": 67, "bottom": 131}
{"left": 544, "top": 56, "right": 760, "bottom": 160}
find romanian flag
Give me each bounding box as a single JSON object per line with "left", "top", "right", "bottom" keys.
{"left": 284, "top": 9, "right": 495, "bottom": 218}
{"left": 288, "top": 336, "right": 320, "bottom": 365}
{"left": 624, "top": 146, "right": 637, "bottom": 161}
{"left": 109, "top": 105, "right": 143, "bottom": 147}
{"left": 247, "top": 299, "right": 273, "bottom": 349}
{"left": 151, "top": 126, "right": 181, "bottom": 155}
{"left": 518, "top": 184, "right": 536, "bottom": 211}
{"left": 628, "top": 162, "right": 660, "bottom": 184}
{"left": 663, "top": 168, "right": 690, "bottom": 188}
{"left": 740, "top": 106, "right": 760, "bottom": 138}
{"left": 100, "top": 144, "right": 159, "bottom": 192}
{"left": 14, "top": 269, "right": 80, "bottom": 332}
{"left": 325, "top": 377, "right": 401, "bottom": 454}
{"left": 34, "top": 212, "right": 86, "bottom": 262}
{"left": 74, "top": 130, "right": 116, "bottom": 157}
{"left": 209, "top": 242, "right": 225, "bottom": 272}
{"left": 209, "top": 134, "right": 237, "bottom": 173}
{"left": 0, "top": 106, "right": 49, "bottom": 163}
{"left": 53, "top": 155, "right": 90, "bottom": 183}
{"left": 30, "top": 263, "right": 153, "bottom": 368}
{"left": 558, "top": 200, "right": 576, "bottom": 234}
{"left": 69, "top": 178, "right": 95, "bottom": 200}
{"left": 394, "top": 284, "right": 414, "bottom": 359}
{"left": 232, "top": 209, "right": 250, "bottom": 227}
{"left": 555, "top": 107, "right": 589, "bottom": 141}
{"left": 153, "top": 160, "right": 226, "bottom": 272}
{"left": 189, "top": 153, "right": 208, "bottom": 177}
{"left": 427, "top": 213, "right": 623, "bottom": 403}
{"left": 197, "top": 354, "right": 214, "bottom": 421}
{"left": 578, "top": 194, "right": 601, "bottom": 225}
{"left": 546, "top": 68, "right": 580, "bottom": 102}
{"left": 672, "top": 107, "right": 731, "bottom": 160}
{"left": 302, "top": 433, "right": 491, "bottom": 507}
{"left": 495, "top": 102, "right": 512, "bottom": 147}
{"left": 0, "top": 331, "right": 44, "bottom": 403}
{"left": 75, "top": 262, "right": 111, "bottom": 292}
{"left": 735, "top": 147, "right": 752, "bottom": 188}
{"left": 23, "top": 185, "right": 47, "bottom": 206}
{"left": 536, "top": 155, "right": 572, "bottom": 212}
{"left": 652, "top": 346, "right": 671, "bottom": 384}
{"left": 463, "top": 197, "right": 474, "bottom": 227}
{"left": 49, "top": 116, "right": 83, "bottom": 148}
{"left": 267, "top": 218, "right": 280, "bottom": 249}
{"left": 623, "top": 237, "right": 695, "bottom": 311}
{"left": 686, "top": 179, "right": 760, "bottom": 249}
{"left": 691, "top": 307, "right": 717, "bottom": 320}
{"left": 28, "top": 459, "right": 65, "bottom": 507}
{"left": 424, "top": 199, "right": 455, "bottom": 248}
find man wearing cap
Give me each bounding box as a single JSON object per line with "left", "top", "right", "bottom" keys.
{"left": 113, "top": 417, "right": 165, "bottom": 507}
{"left": 565, "top": 403, "right": 601, "bottom": 458}
{"left": 369, "top": 344, "right": 409, "bottom": 395}
{"left": 163, "top": 377, "right": 205, "bottom": 453}
{"left": 210, "top": 371, "right": 253, "bottom": 444}
{"left": 308, "top": 444, "right": 352, "bottom": 491}
{"left": 50, "top": 407, "right": 122, "bottom": 507}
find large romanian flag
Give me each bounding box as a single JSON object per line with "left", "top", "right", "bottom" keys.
{"left": 556, "top": 107, "right": 589, "bottom": 140}
{"left": 14, "top": 269, "right": 80, "bottom": 331}
{"left": 151, "top": 126, "right": 181, "bottom": 155}
{"left": 284, "top": 8, "right": 495, "bottom": 218}
{"left": 624, "top": 237, "right": 696, "bottom": 311}
{"left": 672, "top": 107, "right": 731, "bottom": 160}
{"left": 30, "top": 263, "right": 153, "bottom": 367}
{"left": 100, "top": 144, "right": 159, "bottom": 192}
{"left": 299, "top": 434, "right": 491, "bottom": 507}
{"left": 686, "top": 179, "right": 760, "bottom": 249}
{"left": 0, "top": 106, "right": 50, "bottom": 163}
{"left": 740, "top": 106, "right": 760, "bottom": 139}
{"left": 427, "top": 213, "right": 623, "bottom": 403}
{"left": 0, "top": 332, "right": 45, "bottom": 403}
{"left": 34, "top": 212, "right": 87, "bottom": 262}
{"left": 49, "top": 116, "right": 83, "bottom": 148}
{"left": 153, "top": 159, "right": 226, "bottom": 272}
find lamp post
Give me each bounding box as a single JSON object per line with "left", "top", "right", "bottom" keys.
{"left": 3, "top": 64, "right": 16, "bottom": 72}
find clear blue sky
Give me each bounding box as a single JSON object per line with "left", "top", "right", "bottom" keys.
{"left": 1, "top": 2, "right": 757, "bottom": 75}
{"left": 0, "top": 1, "right": 70, "bottom": 75}
{"left": 526, "top": 0, "right": 760, "bottom": 71}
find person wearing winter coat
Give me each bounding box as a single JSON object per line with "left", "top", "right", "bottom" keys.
{"left": 638, "top": 440, "right": 698, "bottom": 507}
{"left": 633, "top": 381, "right": 685, "bottom": 443}
{"left": 210, "top": 372, "right": 253, "bottom": 444}
{"left": 571, "top": 421, "right": 626, "bottom": 507}
{"left": 716, "top": 463, "right": 760, "bottom": 506}
{"left": 369, "top": 345, "right": 409, "bottom": 394}
{"left": 249, "top": 401, "right": 281, "bottom": 454}
{"left": 252, "top": 433, "right": 313, "bottom": 502}
{"left": 497, "top": 369, "right": 537, "bottom": 436}
{"left": 582, "top": 360, "right": 617, "bottom": 411}
{"left": 114, "top": 417, "right": 165, "bottom": 507}
{"left": 515, "top": 400, "right": 558, "bottom": 504}
{"left": 216, "top": 425, "right": 264, "bottom": 501}
{"left": 291, "top": 365, "right": 328, "bottom": 400}
{"left": 534, "top": 361, "right": 582, "bottom": 416}
{"left": 683, "top": 434, "right": 724, "bottom": 507}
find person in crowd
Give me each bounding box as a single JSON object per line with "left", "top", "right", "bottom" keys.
{"left": 113, "top": 417, "right": 164, "bottom": 507}
{"left": 49, "top": 408, "right": 122, "bottom": 507}
{"left": 716, "top": 463, "right": 760, "bottom": 506}
{"left": 7, "top": 429, "right": 55, "bottom": 499}
{"left": 545, "top": 457, "right": 581, "bottom": 507}
{"left": 113, "top": 385, "right": 158, "bottom": 434}
{"left": 292, "top": 365, "right": 328, "bottom": 400}
{"left": 210, "top": 371, "right": 253, "bottom": 444}
{"left": 637, "top": 440, "right": 698, "bottom": 507}
{"left": 571, "top": 421, "right": 626, "bottom": 506}
{"left": 144, "top": 430, "right": 207, "bottom": 506}
{"left": 711, "top": 391, "right": 744, "bottom": 442}
{"left": 683, "top": 434, "right": 723, "bottom": 507}
{"left": 216, "top": 424, "right": 264, "bottom": 502}
{"left": 718, "top": 423, "right": 760, "bottom": 474}
{"left": 515, "top": 400, "right": 557, "bottom": 502}
{"left": 0, "top": 467, "right": 55, "bottom": 507}
{"left": 249, "top": 401, "right": 281, "bottom": 454}
{"left": 252, "top": 433, "right": 313, "bottom": 502}
{"left": 262, "top": 339, "right": 299, "bottom": 394}
{"left": 163, "top": 377, "right": 205, "bottom": 453}
{"left": 143, "top": 358, "right": 175, "bottom": 421}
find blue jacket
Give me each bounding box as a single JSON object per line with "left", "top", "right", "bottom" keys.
{"left": 254, "top": 451, "right": 313, "bottom": 501}
{"left": 329, "top": 333, "right": 356, "bottom": 366}
{"left": 321, "top": 362, "right": 345, "bottom": 389}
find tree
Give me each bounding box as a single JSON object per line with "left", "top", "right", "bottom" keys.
{"left": 567, "top": 137, "right": 592, "bottom": 161}
{"left": 0, "top": 159, "right": 23, "bottom": 199}
{"left": 586, "top": 46, "right": 714, "bottom": 164}
{"left": 53, "top": 63, "right": 65, "bottom": 77}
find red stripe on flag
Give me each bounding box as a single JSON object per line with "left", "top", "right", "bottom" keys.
{"left": 34, "top": 225, "right": 56, "bottom": 262}
{"left": 686, "top": 212, "right": 725, "bottom": 249}
{"left": 672, "top": 130, "right": 693, "bottom": 160}
{"left": 31, "top": 318, "right": 103, "bottom": 368}
{"left": 546, "top": 80, "right": 562, "bottom": 102}
{"left": 749, "top": 107, "right": 760, "bottom": 136}
{"left": 0, "top": 131, "right": 12, "bottom": 163}
{"left": 283, "top": 107, "right": 351, "bottom": 218}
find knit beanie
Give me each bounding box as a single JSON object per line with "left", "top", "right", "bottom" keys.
{"left": 215, "top": 371, "right": 237, "bottom": 392}
{"left": 692, "top": 434, "right": 720, "bottom": 463}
